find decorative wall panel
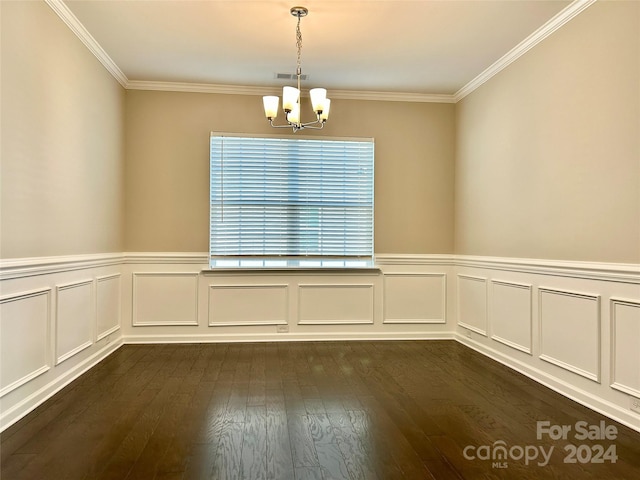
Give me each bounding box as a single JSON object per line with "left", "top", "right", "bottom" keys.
{"left": 96, "top": 274, "right": 121, "bottom": 340}
{"left": 0, "top": 289, "right": 51, "bottom": 397}
{"left": 55, "top": 280, "right": 93, "bottom": 365}
{"left": 298, "top": 284, "right": 374, "bottom": 325}
{"left": 539, "top": 288, "right": 600, "bottom": 382}
{"left": 610, "top": 298, "right": 640, "bottom": 396}
{"left": 132, "top": 272, "right": 199, "bottom": 326}
{"left": 383, "top": 273, "right": 446, "bottom": 324}
{"left": 490, "top": 280, "right": 532, "bottom": 354}
{"left": 458, "top": 275, "right": 488, "bottom": 335}
{"left": 208, "top": 284, "right": 289, "bottom": 326}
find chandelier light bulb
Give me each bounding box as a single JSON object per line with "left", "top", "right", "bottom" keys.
{"left": 309, "top": 88, "right": 327, "bottom": 113}
{"left": 282, "top": 86, "right": 300, "bottom": 112}
{"left": 263, "top": 96, "right": 279, "bottom": 119}
{"left": 288, "top": 102, "right": 301, "bottom": 124}
{"left": 319, "top": 98, "right": 331, "bottom": 121}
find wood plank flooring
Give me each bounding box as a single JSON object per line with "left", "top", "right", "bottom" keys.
{"left": 2, "top": 341, "right": 639, "bottom": 479}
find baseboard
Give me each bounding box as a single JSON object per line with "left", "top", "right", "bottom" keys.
{"left": 455, "top": 333, "right": 640, "bottom": 434}
{"left": 0, "top": 338, "right": 124, "bottom": 432}
{"left": 124, "top": 331, "right": 456, "bottom": 344}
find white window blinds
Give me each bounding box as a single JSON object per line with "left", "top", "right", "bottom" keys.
{"left": 210, "top": 134, "right": 374, "bottom": 259}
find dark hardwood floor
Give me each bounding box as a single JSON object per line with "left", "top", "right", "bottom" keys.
{"left": 2, "top": 341, "right": 639, "bottom": 479}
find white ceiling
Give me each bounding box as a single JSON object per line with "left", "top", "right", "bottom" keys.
{"left": 63, "top": 0, "right": 574, "bottom": 97}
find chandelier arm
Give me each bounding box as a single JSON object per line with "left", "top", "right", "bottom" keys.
{"left": 268, "top": 118, "right": 325, "bottom": 130}
{"left": 268, "top": 119, "right": 300, "bottom": 129}
{"left": 298, "top": 123, "right": 325, "bottom": 130}
{"left": 299, "top": 118, "right": 325, "bottom": 128}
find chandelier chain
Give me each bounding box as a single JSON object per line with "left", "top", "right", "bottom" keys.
{"left": 295, "top": 14, "right": 303, "bottom": 75}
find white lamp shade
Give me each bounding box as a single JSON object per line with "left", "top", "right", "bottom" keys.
{"left": 287, "top": 102, "right": 301, "bottom": 124}
{"left": 263, "top": 96, "right": 279, "bottom": 118}
{"left": 282, "top": 86, "right": 300, "bottom": 112}
{"left": 320, "top": 98, "right": 331, "bottom": 120}
{"left": 310, "top": 88, "right": 327, "bottom": 113}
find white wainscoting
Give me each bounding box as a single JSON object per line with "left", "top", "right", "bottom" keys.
{"left": 2, "top": 252, "right": 639, "bottom": 434}
{"left": 0, "top": 254, "right": 124, "bottom": 431}
{"left": 455, "top": 255, "right": 640, "bottom": 433}
{"left": 123, "top": 255, "right": 456, "bottom": 343}
{"left": 199, "top": 271, "right": 385, "bottom": 338}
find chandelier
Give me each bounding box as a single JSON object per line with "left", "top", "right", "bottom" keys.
{"left": 262, "top": 6, "right": 330, "bottom": 132}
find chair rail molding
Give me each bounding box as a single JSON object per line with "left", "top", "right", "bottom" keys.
{"left": 0, "top": 253, "right": 124, "bottom": 280}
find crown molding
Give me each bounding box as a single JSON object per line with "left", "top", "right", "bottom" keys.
{"left": 329, "top": 89, "right": 455, "bottom": 104}
{"left": 125, "top": 81, "right": 278, "bottom": 97}
{"left": 454, "top": 0, "right": 597, "bottom": 102}
{"left": 45, "top": 0, "right": 128, "bottom": 87}
{"left": 49, "top": 0, "right": 594, "bottom": 104}
{"left": 125, "top": 80, "right": 456, "bottom": 103}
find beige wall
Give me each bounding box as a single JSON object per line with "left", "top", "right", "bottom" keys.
{"left": 1, "top": 1, "right": 126, "bottom": 259}
{"left": 5, "top": 1, "right": 637, "bottom": 264}
{"left": 124, "top": 91, "right": 455, "bottom": 254}
{"left": 455, "top": 1, "right": 640, "bottom": 263}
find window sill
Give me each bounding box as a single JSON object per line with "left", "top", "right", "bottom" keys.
{"left": 203, "top": 258, "right": 380, "bottom": 274}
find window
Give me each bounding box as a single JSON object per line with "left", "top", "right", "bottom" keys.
{"left": 209, "top": 133, "right": 374, "bottom": 266}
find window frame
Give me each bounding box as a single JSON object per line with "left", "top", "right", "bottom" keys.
{"left": 209, "top": 132, "right": 375, "bottom": 269}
